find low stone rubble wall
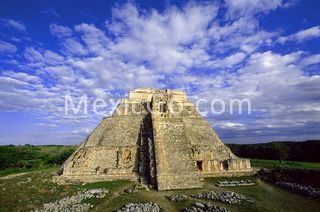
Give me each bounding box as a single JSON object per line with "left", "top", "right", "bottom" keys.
{"left": 166, "top": 194, "right": 188, "bottom": 202}
{"left": 183, "top": 202, "right": 229, "bottom": 212}
{"left": 259, "top": 167, "right": 320, "bottom": 199}
{"left": 118, "top": 185, "right": 141, "bottom": 195}
{"left": 216, "top": 179, "right": 255, "bottom": 187}
{"left": 35, "top": 188, "right": 109, "bottom": 212}
{"left": 116, "top": 202, "right": 160, "bottom": 212}
{"left": 192, "top": 191, "right": 249, "bottom": 204}
{"left": 276, "top": 181, "right": 320, "bottom": 199}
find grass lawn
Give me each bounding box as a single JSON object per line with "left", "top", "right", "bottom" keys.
{"left": 250, "top": 159, "right": 320, "bottom": 170}
{"left": 1, "top": 168, "right": 320, "bottom": 212}
{"left": 0, "top": 165, "right": 59, "bottom": 177}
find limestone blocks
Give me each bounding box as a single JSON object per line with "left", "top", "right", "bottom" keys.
{"left": 60, "top": 88, "right": 253, "bottom": 189}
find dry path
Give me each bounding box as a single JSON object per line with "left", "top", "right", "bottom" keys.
{"left": 0, "top": 172, "right": 29, "bottom": 180}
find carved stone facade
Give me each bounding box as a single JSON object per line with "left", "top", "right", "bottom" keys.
{"left": 60, "top": 88, "right": 253, "bottom": 190}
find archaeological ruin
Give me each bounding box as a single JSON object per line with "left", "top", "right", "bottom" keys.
{"left": 59, "top": 88, "right": 253, "bottom": 190}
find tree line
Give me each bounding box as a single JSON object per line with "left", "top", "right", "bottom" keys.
{"left": 227, "top": 140, "right": 320, "bottom": 162}
{"left": 0, "top": 145, "right": 76, "bottom": 171}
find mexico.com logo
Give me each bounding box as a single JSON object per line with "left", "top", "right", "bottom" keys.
{"left": 64, "top": 94, "right": 252, "bottom": 117}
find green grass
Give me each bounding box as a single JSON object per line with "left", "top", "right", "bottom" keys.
{"left": 250, "top": 159, "right": 320, "bottom": 170}
{"left": 203, "top": 177, "right": 320, "bottom": 212}
{"left": 0, "top": 167, "right": 132, "bottom": 211}
{"left": 95, "top": 176, "right": 320, "bottom": 212}
{"left": 1, "top": 169, "right": 319, "bottom": 212}
{"left": 0, "top": 165, "right": 59, "bottom": 177}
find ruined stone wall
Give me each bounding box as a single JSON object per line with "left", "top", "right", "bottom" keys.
{"left": 167, "top": 89, "right": 188, "bottom": 102}
{"left": 128, "top": 88, "right": 156, "bottom": 102}
{"left": 63, "top": 146, "right": 138, "bottom": 175}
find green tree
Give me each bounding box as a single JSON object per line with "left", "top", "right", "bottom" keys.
{"left": 272, "top": 143, "right": 289, "bottom": 162}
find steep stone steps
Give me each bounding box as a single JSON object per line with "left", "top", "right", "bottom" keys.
{"left": 152, "top": 115, "right": 203, "bottom": 190}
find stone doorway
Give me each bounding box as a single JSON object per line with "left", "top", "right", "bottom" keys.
{"left": 196, "top": 161, "right": 203, "bottom": 171}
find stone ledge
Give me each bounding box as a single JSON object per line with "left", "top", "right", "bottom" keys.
{"left": 200, "top": 169, "right": 257, "bottom": 178}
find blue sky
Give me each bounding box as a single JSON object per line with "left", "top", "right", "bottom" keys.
{"left": 0, "top": 0, "right": 319, "bottom": 145}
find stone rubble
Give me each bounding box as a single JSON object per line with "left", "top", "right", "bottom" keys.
{"left": 276, "top": 181, "right": 320, "bottom": 199}
{"left": 166, "top": 194, "right": 188, "bottom": 201}
{"left": 216, "top": 179, "right": 255, "bottom": 187}
{"left": 35, "top": 188, "right": 109, "bottom": 212}
{"left": 119, "top": 186, "right": 139, "bottom": 195}
{"left": 116, "top": 202, "right": 160, "bottom": 212}
{"left": 17, "top": 177, "right": 32, "bottom": 185}
{"left": 183, "top": 202, "right": 229, "bottom": 212}
{"left": 192, "top": 191, "right": 247, "bottom": 204}
{"left": 259, "top": 168, "right": 320, "bottom": 200}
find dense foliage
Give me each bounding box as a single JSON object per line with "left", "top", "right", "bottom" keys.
{"left": 0, "top": 145, "right": 77, "bottom": 170}
{"left": 227, "top": 140, "right": 320, "bottom": 162}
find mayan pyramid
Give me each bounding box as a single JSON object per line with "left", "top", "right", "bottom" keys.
{"left": 60, "top": 88, "right": 252, "bottom": 190}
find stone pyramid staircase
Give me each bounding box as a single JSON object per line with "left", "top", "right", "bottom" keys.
{"left": 152, "top": 115, "right": 204, "bottom": 190}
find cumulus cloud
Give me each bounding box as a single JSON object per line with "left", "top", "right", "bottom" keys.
{"left": 197, "top": 51, "right": 320, "bottom": 142}
{"left": 0, "top": 1, "right": 319, "bottom": 144}
{"left": 224, "top": 0, "right": 283, "bottom": 19}
{"left": 50, "top": 23, "right": 73, "bottom": 38}
{"left": 107, "top": 2, "right": 219, "bottom": 73}
{"left": 62, "top": 38, "right": 88, "bottom": 56}
{"left": 2, "top": 71, "right": 41, "bottom": 83}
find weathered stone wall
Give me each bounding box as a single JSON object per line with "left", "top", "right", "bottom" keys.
{"left": 152, "top": 115, "right": 203, "bottom": 190}
{"left": 64, "top": 146, "right": 138, "bottom": 174}
{"left": 61, "top": 113, "right": 144, "bottom": 182}
{"left": 82, "top": 115, "right": 144, "bottom": 147}
{"left": 128, "top": 88, "right": 156, "bottom": 102}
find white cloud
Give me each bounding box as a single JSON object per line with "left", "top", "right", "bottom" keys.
{"left": 72, "top": 128, "right": 92, "bottom": 135}
{"left": 24, "top": 47, "right": 65, "bottom": 65}
{"left": 294, "top": 26, "right": 320, "bottom": 41}
{"left": 43, "top": 50, "right": 65, "bottom": 65}
{"left": 300, "top": 54, "right": 320, "bottom": 67}
{"left": 24, "top": 47, "right": 43, "bottom": 62}
{"left": 224, "top": 0, "right": 283, "bottom": 19}
{"left": 2, "top": 71, "right": 41, "bottom": 83}
{"left": 282, "top": 0, "right": 300, "bottom": 8}
{"left": 215, "top": 122, "right": 246, "bottom": 130}
{"left": 0, "top": 76, "right": 28, "bottom": 88}
{"left": 1, "top": 1, "right": 319, "bottom": 144}
{"left": 75, "top": 23, "right": 109, "bottom": 55}
{"left": 62, "top": 38, "right": 88, "bottom": 56}
{"left": 186, "top": 50, "right": 320, "bottom": 142}
{"left": 278, "top": 26, "right": 320, "bottom": 43}
{"left": 107, "top": 2, "right": 219, "bottom": 73}
{"left": 1, "top": 19, "right": 26, "bottom": 32}
{"left": 225, "top": 52, "right": 247, "bottom": 66}
{"left": 36, "top": 123, "right": 58, "bottom": 127}
{"left": 0, "top": 40, "right": 17, "bottom": 53}
{"left": 50, "top": 23, "right": 73, "bottom": 38}
{"left": 213, "top": 52, "right": 247, "bottom": 68}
